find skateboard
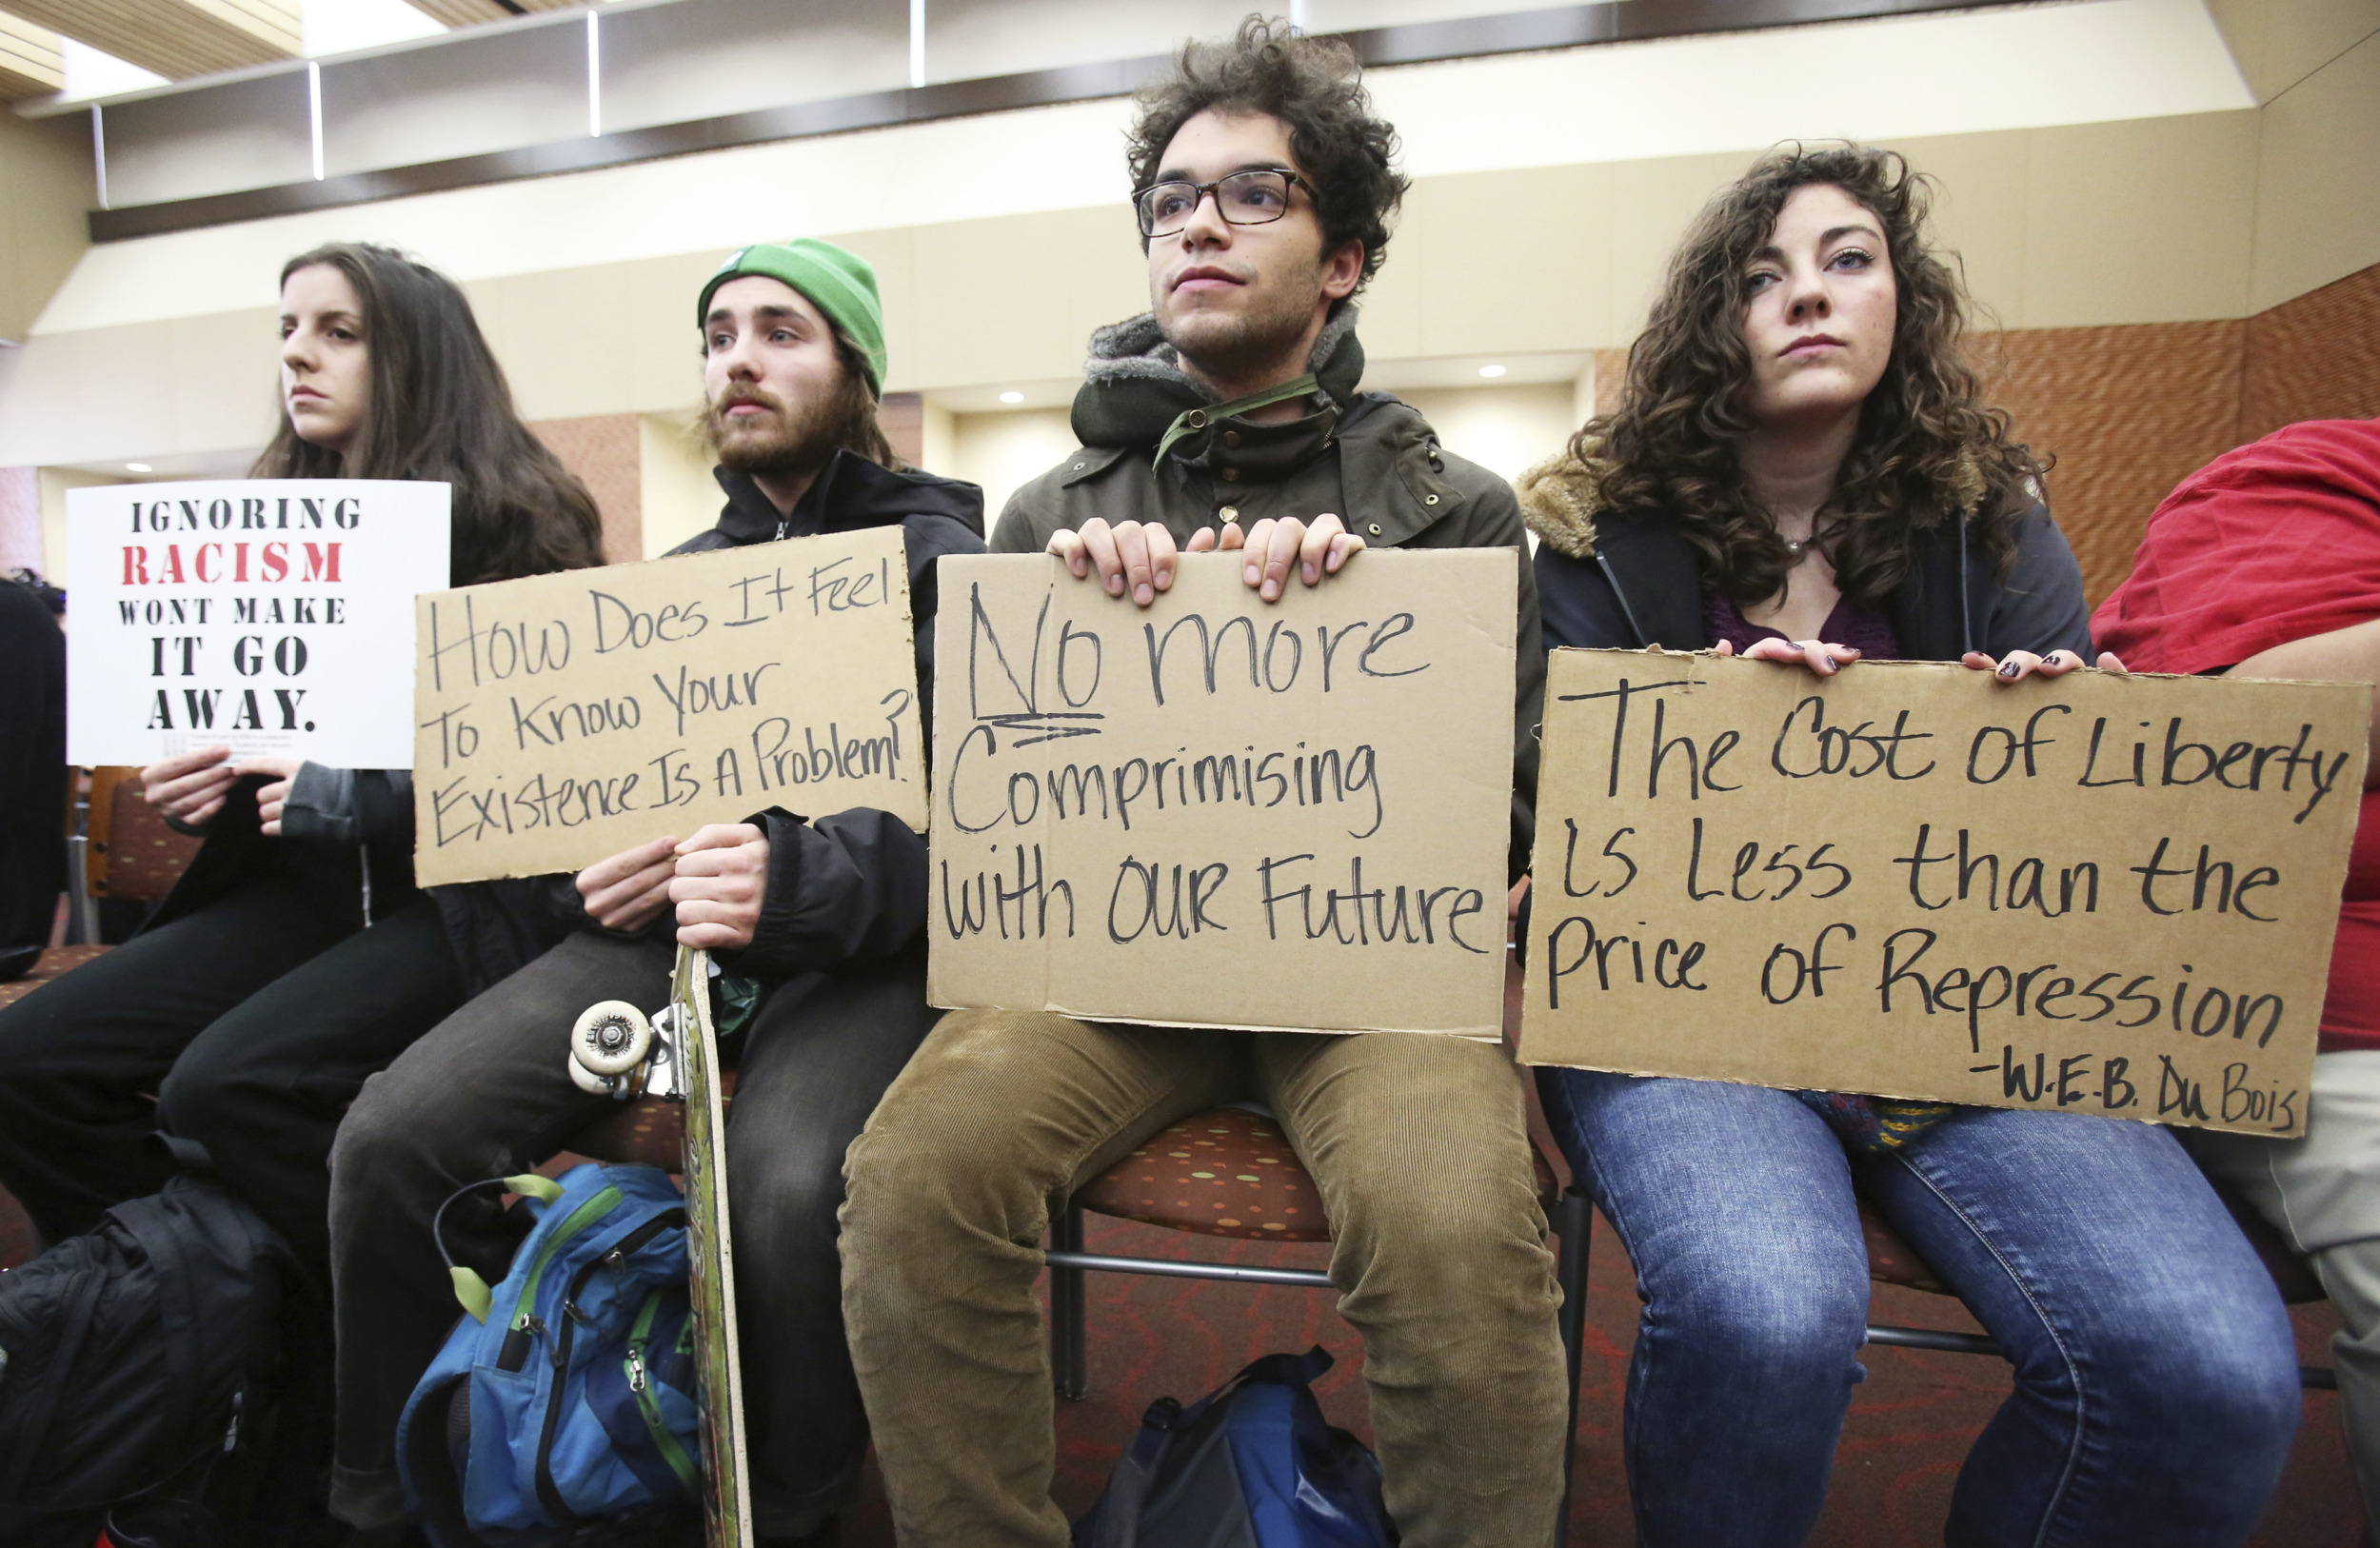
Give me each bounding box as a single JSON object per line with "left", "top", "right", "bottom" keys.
{"left": 568, "top": 945, "right": 753, "bottom": 1548}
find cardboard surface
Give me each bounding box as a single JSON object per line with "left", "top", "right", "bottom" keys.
{"left": 67, "top": 480, "right": 451, "bottom": 767}
{"left": 927, "top": 550, "right": 1517, "bottom": 1036}
{"left": 411, "top": 526, "right": 922, "bottom": 886}
{"left": 1520, "top": 650, "right": 2371, "bottom": 1137}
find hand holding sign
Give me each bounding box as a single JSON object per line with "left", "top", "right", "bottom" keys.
{"left": 672, "top": 825, "right": 768, "bottom": 951}
{"left": 577, "top": 837, "right": 680, "bottom": 932}
{"left": 242, "top": 755, "right": 305, "bottom": 834}
{"left": 142, "top": 746, "right": 238, "bottom": 829}
{"left": 1044, "top": 514, "right": 1365, "bottom": 607}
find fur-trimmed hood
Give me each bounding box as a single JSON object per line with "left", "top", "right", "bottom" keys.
{"left": 1515, "top": 446, "right": 1610, "bottom": 560}
{"left": 1516, "top": 440, "right": 1993, "bottom": 562}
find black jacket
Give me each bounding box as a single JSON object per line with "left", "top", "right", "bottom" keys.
{"left": 1517, "top": 452, "right": 2093, "bottom": 662}
{"left": 149, "top": 767, "right": 419, "bottom": 944}
{"left": 644, "top": 452, "right": 986, "bottom": 981}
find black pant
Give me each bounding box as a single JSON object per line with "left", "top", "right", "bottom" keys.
{"left": 0, "top": 878, "right": 465, "bottom": 1281}
{"left": 327, "top": 932, "right": 939, "bottom": 1538}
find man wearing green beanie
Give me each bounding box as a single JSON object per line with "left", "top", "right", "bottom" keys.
{"left": 700, "top": 237, "right": 891, "bottom": 397}
{"left": 325, "top": 237, "right": 984, "bottom": 1548}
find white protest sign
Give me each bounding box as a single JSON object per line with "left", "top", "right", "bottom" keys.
{"left": 67, "top": 480, "right": 450, "bottom": 768}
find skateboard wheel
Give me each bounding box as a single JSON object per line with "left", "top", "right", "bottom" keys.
{"left": 567, "top": 1056, "right": 618, "bottom": 1097}
{"left": 572, "top": 1001, "right": 653, "bottom": 1076}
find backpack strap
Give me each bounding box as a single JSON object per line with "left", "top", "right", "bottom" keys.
{"left": 111, "top": 1198, "right": 213, "bottom": 1490}
{"left": 1222, "top": 1344, "right": 1335, "bottom": 1394}
{"left": 431, "top": 1174, "right": 561, "bottom": 1323}
{"left": 1086, "top": 1396, "right": 1181, "bottom": 1548}
{"left": 400, "top": 1374, "right": 486, "bottom": 1548}
{"left": 0, "top": 1260, "right": 107, "bottom": 1501}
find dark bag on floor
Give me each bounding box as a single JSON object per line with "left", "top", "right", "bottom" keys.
{"left": 0, "top": 1167, "right": 298, "bottom": 1538}
{"left": 1072, "top": 1346, "right": 1398, "bottom": 1548}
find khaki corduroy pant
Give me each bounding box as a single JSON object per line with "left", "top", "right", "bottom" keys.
{"left": 840, "top": 1007, "right": 1570, "bottom": 1548}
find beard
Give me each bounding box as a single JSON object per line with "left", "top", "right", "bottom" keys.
{"left": 702, "top": 385, "right": 839, "bottom": 478}
{"left": 1157, "top": 259, "right": 1326, "bottom": 389}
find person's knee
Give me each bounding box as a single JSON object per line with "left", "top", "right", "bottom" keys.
{"left": 154, "top": 1048, "right": 247, "bottom": 1153}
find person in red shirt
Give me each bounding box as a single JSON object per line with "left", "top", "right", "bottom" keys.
{"left": 2094, "top": 416, "right": 2380, "bottom": 1539}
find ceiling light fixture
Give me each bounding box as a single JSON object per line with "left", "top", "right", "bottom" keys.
{"left": 125, "top": 462, "right": 151, "bottom": 472}
{"left": 999, "top": 390, "right": 1024, "bottom": 404}
{"left": 1478, "top": 364, "right": 1507, "bottom": 379}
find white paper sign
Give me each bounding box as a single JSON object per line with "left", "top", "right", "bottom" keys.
{"left": 67, "top": 480, "right": 452, "bottom": 768}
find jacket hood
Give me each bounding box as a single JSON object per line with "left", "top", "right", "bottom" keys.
{"left": 1069, "top": 305, "right": 1365, "bottom": 448}
{"left": 709, "top": 448, "right": 984, "bottom": 546}
{"left": 1516, "top": 446, "right": 1610, "bottom": 560}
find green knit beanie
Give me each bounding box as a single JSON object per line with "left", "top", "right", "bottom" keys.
{"left": 696, "top": 238, "right": 887, "bottom": 396}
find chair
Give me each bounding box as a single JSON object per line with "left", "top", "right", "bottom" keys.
{"left": 1046, "top": 1105, "right": 1594, "bottom": 1540}
{"left": 0, "top": 766, "right": 200, "bottom": 1010}
{"left": 1852, "top": 1176, "right": 2338, "bottom": 1390}
{"left": 1042, "top": 933, "right": 1596, "bottom": 1538}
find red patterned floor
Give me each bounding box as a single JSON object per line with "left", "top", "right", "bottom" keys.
{"left": 0, "top": 1190, "right": 2354, "bottom": 1541}
{"left": 840, "top": 1210, "right": 2362, "bottom": 1547}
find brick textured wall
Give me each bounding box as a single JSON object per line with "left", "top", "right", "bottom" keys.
{"left": 529, "top": 412, "right": 642, "bottom": 564}
{"left": 1983, "top": 320, "right": 2249, "bottom": 608}
{"left": 2240, "top": 263, "right": 2380, "bottom": 443}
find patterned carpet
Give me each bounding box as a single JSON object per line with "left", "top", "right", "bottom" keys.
{"left": 840, "top": 1209, "right": 2362, "bottom": 1547}
{"left": 0, "top": 1189, "right": 2354, "bottom": 1543}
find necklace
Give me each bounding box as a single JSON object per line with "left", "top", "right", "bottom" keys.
{"left": 1784, "top": 538, "right": 1806, "bottom": 554}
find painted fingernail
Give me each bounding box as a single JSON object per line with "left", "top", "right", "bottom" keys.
{"left": 1998, "top": 661, "right": 2020, "bottom": 678}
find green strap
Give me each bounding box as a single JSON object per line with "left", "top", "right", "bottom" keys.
{"left": 1152, "top": 373, "right": 1318, "bottom": 469}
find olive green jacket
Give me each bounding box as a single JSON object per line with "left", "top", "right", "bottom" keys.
{"left": 989, "top": 310, "right": 1545, "bottom": 880}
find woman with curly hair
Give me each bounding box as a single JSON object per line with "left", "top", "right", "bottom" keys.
{"left": 1519, "top": 146, "right": 2302, "bottom": 1547}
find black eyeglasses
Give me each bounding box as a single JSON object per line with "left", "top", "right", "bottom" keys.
{"left": 1133, "top": 169, "right": 1314, "bottom": 238}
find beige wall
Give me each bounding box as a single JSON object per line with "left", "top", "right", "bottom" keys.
{"left": 0, "top": 106, "right": 2317, "bottom": 475}
{"left": 0, "top": 109, "right": 90, "bottom": 346}
{"left": 2248, "top": 24, "right": 2380, "bottom": 310}
{"left": 2207, "top": 0, "right": 2380, "bottom": 102}
{"left": 638, "top": 411, "right": 717, "bottom": 559}
{"left": 949, "top": 407, "right": 1075, "bottom": 526}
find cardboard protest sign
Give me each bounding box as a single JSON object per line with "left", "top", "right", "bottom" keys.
{"left": 67, "top": 480, "right": 451, "bottom": 767}
{"left": 1520, "top": 650, "right": 2370, "bottom": 1137}
{"left": 927, "top": 550, "right": 1517, "bottom": 1036}
{"left": 411, "top": 525, "right": 922, "bottom": 886}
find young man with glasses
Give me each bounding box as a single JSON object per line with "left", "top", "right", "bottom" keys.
{"left": 839, "top": 21, "right": 1566, "bottom": 1547}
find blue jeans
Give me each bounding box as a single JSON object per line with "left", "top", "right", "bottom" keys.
{"left": 1539, "top": 1070, "right": 2302, "bottom": 1548}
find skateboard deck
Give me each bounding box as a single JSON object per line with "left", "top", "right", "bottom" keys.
{"left": 672, "top": 944, "right": 754, "bottom": 1548}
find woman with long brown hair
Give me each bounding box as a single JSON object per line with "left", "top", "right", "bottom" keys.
{"left": 1520, "top": 147, "right": 2301, "bottom": 1547}
{"left": 0, "top": 243, "right": 601, "bottom": 1542}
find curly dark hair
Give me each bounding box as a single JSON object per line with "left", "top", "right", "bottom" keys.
{"left": 256, "top": 242, "right": 606, "bottom": 585}
{"left": 1580, "top": 144, "right": 2040, "bottom": 610}
{"left": 1126, "top": 15, "right": 1407, "bottom": 292}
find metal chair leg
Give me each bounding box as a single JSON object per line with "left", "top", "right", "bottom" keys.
{"left": 1553, "top": 1186, "right": 1592, "bottom": 1548}
{"left": 1049, "top": 1203, "right": 1088, "bottom": 1400}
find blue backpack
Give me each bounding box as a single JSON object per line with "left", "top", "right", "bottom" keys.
{"left": 396, "top": 1163, "right": 701, "bottom": 1548}
{"left": 1073, "top": 1346, "right": 1398, "bottom": 1548}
